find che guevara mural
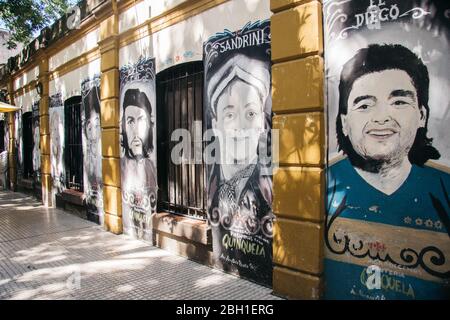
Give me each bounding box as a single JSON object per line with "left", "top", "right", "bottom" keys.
{"left": 81, "top": 75, "right": 104, "bottom": 223}
{"left": 119, "top": 57, "right": 157, "bottom": 241}
{"left": 324, "top": 0, "right": 450, "bottom": 299}
{"left": 203, "top": 20, "right": 274, "bottom": 286}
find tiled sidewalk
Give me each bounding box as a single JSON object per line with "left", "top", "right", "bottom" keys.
{"left": 0, "top": 190, "right": 282, "bottom": 300}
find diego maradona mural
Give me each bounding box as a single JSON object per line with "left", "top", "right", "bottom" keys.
{"left": 324, "top": 0, "right": 450, "bottom": 300}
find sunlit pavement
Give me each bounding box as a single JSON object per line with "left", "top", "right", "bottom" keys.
{"left": 0, "top": 190, "right": 282, "bottom": 300}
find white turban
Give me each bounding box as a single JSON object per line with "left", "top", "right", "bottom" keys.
{"left": 207, "top": 54, "right": 270, "bottom": 118}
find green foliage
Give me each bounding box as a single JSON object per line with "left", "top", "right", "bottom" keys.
{"left": 0, "top": 0, "right": 77, "bottom": 49}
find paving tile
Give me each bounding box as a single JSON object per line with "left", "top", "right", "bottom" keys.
{"left": 0, "top": 190, "right": 282, "bottom": 300}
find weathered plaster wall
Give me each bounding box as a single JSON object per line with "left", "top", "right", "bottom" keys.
{"left": 49, "top": 27, "right": 100, "bottom": 72}
{"left": 49, "top": 58, "right": 101, "bottom": 100}
{"left": 14, "top": 66, "right": 39, "bottom": 91}
{"left": 119, "top": 0, "right": 271, "bottom": 71}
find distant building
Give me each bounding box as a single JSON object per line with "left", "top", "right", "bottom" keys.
{"left": 0, "top": 28, "right": 23, "bottom": 65}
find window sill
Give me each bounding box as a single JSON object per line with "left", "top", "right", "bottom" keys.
{"left": 152, "top": 212, "right": 211, "bottom": 245}
{"left": 61, "top": 189, "right": 85, "bottom": 207}
{"left": 18, "top": 178, "right": 34, "bottom": 190}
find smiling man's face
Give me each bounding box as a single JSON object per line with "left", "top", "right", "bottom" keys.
{"left": 341, "top": 69, "right": 426, "bottom": 163}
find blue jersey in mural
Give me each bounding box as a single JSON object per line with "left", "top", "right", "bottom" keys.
{"left": 325, "top": 158, "right": 450, "bottom": 300}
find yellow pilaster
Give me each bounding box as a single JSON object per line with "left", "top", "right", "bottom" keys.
{"left": 99, "top": 0, "right": 122, "bottom": 235}
{"left": 7, "top": 80, "right": 16, "bottom": 191}
{"left": 38, "top": 55, "right": 52, "bottom": 206}
{"left": 271, "top": 0, "right": 325, "bottom": 299}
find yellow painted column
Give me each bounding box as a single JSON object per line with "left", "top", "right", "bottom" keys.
{"left": 7, "top": 80, "right": 17, "bottom": 191}
{"left": 270, "top": 0, "right": 325, "bottom": 299}
{"left": 99, "top": 2, "right": 123, "bottom": 234}
{"left": 38, "top": 56, "right": 52, "bottom": 207}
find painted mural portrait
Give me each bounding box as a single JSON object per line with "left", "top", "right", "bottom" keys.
{"left": 204, "top": 20, "right": 273, "bottom": 285}
{"left": 326, "top": 43, "right": 450, "bottom": 299}
{"left": 49, "top": 92, "right": 66, "bottom": 195}
{"left": 83, "top": 87, "right": 101, "bottom": 185}
{"left": 323, "top": 0, "right": 450, "bottom": 300}
{"left": 81, "top": 79, "right": 103, "bottom": 220}
{"left": 50, "top": 111, "right": 64, "bottom": 192}
{"left": 121, "top": 86, "right": 157, "bottom": 194}
{"left": 32, "top": 120, "right": 40, "bottom": 173}
{"left": 119, "top": 57, "right": 157, "bottom": 241}
{"left": 122, "top": 88, "right": 154, "bottom": 161}
{"left": 335, "top": 44, "right": 444, "bottom": 191}
{"left": 207, "top": 53, "right": 273, "bottom": 237}
{"left": 120, "top": 85, "right": 157, "bottom": 239}
{"left": 50, "top": 107, "right": 64, "bottom": 192}
{"left": 32, "top": 102, "right": 40, "bottom": 181}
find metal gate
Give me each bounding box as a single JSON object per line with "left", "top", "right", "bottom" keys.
{"left": 156, "top": 62, "right": 207, "bottom": 220}
{"left": 64, "top": 97, "right": 84, "bottom": 192}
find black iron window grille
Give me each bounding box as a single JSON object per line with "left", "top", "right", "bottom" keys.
{"left": 156, "top": 61, "right": 207, "bottom": 220}
{"left": 22, "top": 112, "right": 34, "bottom": 179}
{"left": 64, "top": 96, "right": 84, "bottom": 192}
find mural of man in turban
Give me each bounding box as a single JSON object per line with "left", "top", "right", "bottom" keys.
{"left": 206, "top": 53, "right": 273, "bottom": 283}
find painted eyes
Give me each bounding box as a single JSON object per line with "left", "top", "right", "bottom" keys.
{"left": 126, "top": 118, "right": 142, "bottom": 125}
{"left": 224, "top": 112, "right": 236, "bottom": 121}
{"left": 223, "top": 110, "right": 259, "bottom": 121}
{"left": 354, "top": 99, "right": 413, "bottom": 111}
{"left": 353, "top": 98, "right": 375, "bottom": 111}
{"left": 246, "top": 110, "right": 258, "bottom": 120}
{"left": 356, "top": 104, "right": 370, "bottom": 111}
{"left": 391, "top": 99, "right": 412, "bottom": 108}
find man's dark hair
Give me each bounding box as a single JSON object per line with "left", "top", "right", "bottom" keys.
{"left": 121, "top": 88, "right": 153, "bottom": 159}
{"left": 336, "top": 43, "right": 440, "bottom": 172}
{"left": 83, "top": 86, "right": 100, "bottom": 137}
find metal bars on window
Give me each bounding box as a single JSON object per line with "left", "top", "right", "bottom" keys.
{"left": 64, "top": 97, "right": 84, "bottom": 192}
{"left": 156, "top": 62, "right": 207, "bottom": 220}
{"left": 0, "top": 120, "right": 5, "bottom": 152}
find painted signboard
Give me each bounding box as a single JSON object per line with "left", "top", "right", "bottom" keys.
{"left": 203, "top": 20, "right": 274, "bottom": 286}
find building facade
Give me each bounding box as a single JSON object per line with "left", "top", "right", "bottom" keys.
{"left": 0, "top": 0, "right": 448, "bottom": 300}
